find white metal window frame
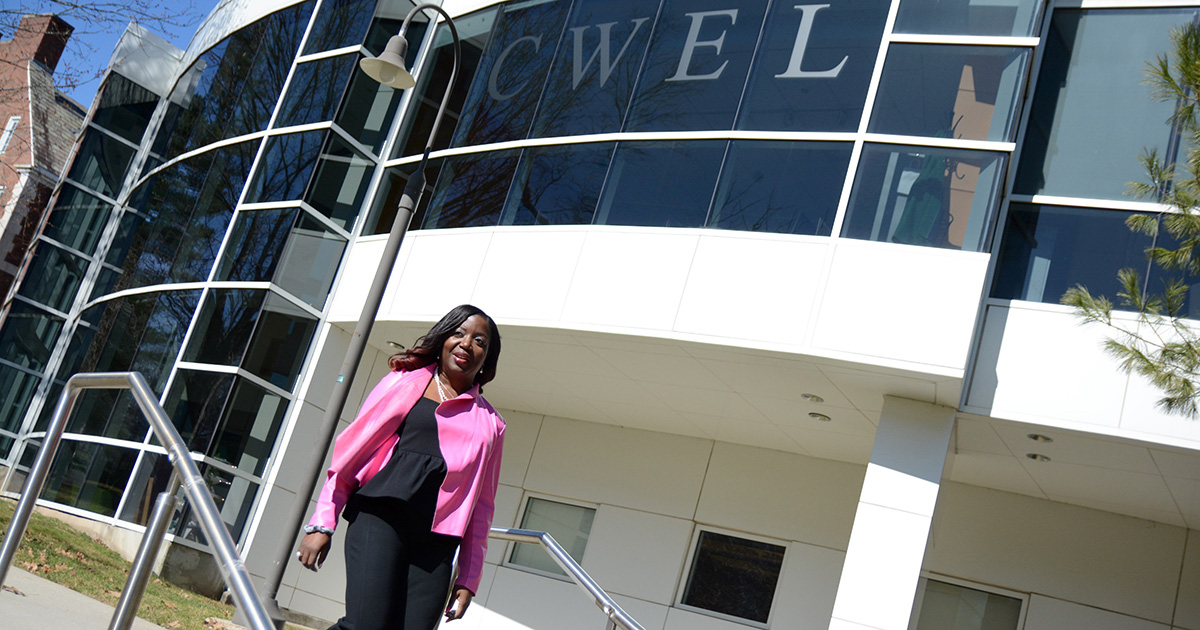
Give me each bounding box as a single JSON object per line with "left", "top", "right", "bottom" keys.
{"left": 503, "top": 492, "right": 599, "bottom": 581}
{"left": 674, "top": 525, "right": 789, "bottom": 629}
{"left": 908, "top": 572, "right": 1031, "bottom": 630}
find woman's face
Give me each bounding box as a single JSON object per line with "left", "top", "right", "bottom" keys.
{"left": 440, "top": 314, "right": 491, "bottom": 385}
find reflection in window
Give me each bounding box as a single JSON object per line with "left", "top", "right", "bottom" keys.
{"left": 869, "top": 44, "right": 1028, "bottom": 142}
{"left": 276, "top": 55, "right": 357, "bottom": 128}
{"left": 451, "top": 1, "right": 568, "bottom": 146}
{"left": 274, "top": 215, "right": 347, "bottom": 308}
{"left": 302, "top": 0, "right": 376, "bottom": 54}
{"left": 738, "top": 0, "right": 889, "bottom": 132}
{"left": 711, "top": 141, "right": 851, "bottom": 235}
{"left": 119, "top": 452, "right": 175, "bottom": 526}
{"left": 424, "top": 150, "right": 519, "bottom": 229}
{"left": 842, "top": 144, "right": 1005, "bottom": 251}
{"left": 39, "top": 440, "right": 138, "bottom": 517}
{"left": 20, "top": 244, "right": 88, "bottom": 313}
{"left": 184, "top": 289, "right": 267, "bottom": 368}
{"left": 910, "top": 578, "right": 1023, "bottom": 630}
{"left": 1015, "top": 8, "right": 1197, "bottom": 200}
{"left": 501, "top": 143, "right": 613, "bottom": 226}
{"left": 173, "top": 465, "right": 260, "bottom": 544}
{"left": 682, "top": 531, "right": 785, "bottom": 624}
{"left": 626, "top": 0, "right": 766, "bottom": 132}
{"left": 41, "top": 185, "right": 112, "bottom": 253}
{"left": 217, "top": 208, "right": 302, "bottom": 283}
{"left": 66, "top": 390, "right": 146, "bottom": 442}
{"left": 65, "top": 129, "right": 135, "bottom": 198}
{"left": 364, "top": 162, "right": 440, "bottom": 235}
{"left": 0, "top": 366, "right": 39, "bottom": 451}
{"left": 244, "top": 131, "right": 325, "bottom": 204}
{"left": 509, "top": 497, "right": 595, "bottom": 576}
{"left": 162, "top": 369, "right": 236, "bottom": 452}
{"left": 0, "top": 302, "right": 64, "bottom": 371}
{"left": 990, "top": 204, "right": 1184, "bottom": 311}
{"left": 305, "top": 136, "right": 374, "bottom": 229}
{"left": 894, "top": 0, "right": 1041, "bottom": 37}
{"left": 596, "top": 141, "right": 725, "bottom": 228}
{"left": 92, "top": 73, "right": 158, "bottom": 143}
{"left": 241, "top": 294, "right": 318, "bottom": 390}
{"left": 209, "top": 379, "right": 288, "bottom": 475}
{"left": 336, "top": 62, "right": 405, "bottom": 154}
{"left": 531, "top": 0, "right": 652, "bottom": 137}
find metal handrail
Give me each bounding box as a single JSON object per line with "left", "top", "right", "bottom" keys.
{"left": 489, "top": 527, "right": 645, "bottom": 630}
{"left": 0, "top": 372, "right": 274, "bottom": 630}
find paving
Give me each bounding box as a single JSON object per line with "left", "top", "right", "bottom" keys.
{"left": 2, "top": 566, "right": 168, "bottom": 629}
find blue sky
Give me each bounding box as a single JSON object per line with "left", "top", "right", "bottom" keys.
{"left": 58, "top": 2, "right": 210, "bottom": 106}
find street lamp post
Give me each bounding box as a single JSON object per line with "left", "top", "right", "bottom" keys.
{"left": 244, "top": 5, "right": 460, "bottom": 628}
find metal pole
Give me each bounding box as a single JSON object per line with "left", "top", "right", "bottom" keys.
{"left": 255, "top": 6, "right": 461, "bottom": 627}
{"left": 108, "top": 473, "right": 182, "bottom": 630}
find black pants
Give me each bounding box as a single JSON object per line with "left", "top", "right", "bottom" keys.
{"left": 330, "top": 497, "right": 461, "bottom": 630}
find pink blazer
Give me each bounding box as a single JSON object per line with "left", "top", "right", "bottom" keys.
{"left": 308, "top": 363, "right": 505, "bottom": 593}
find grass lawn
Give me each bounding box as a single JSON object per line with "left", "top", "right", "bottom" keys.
{"left": 0, "top": 497, "right": 240, "bottom": 630}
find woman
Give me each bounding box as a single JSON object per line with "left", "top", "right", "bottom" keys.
{"left": 297, "top": 304, "right": 505, "bottom": 629}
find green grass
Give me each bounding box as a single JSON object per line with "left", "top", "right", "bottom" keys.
{"left": 0, "top": 497, "right": 237, "bottom": 630}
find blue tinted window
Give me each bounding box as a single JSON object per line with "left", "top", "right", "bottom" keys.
{"left": 277, "top": 55, "right": 357, "bottom": 128}
{"left": 73, "top": 291, "right": 200, "bottom": 395}
{"left": 710, "top": 141, "right": 852, "bottom": 235}
{"left": 894, "top": 0, "right": 1041, "bottom": 37}
{"left": 66, "top": 129, "right": 135, "bottom": 198}
{"left": 305, "top": 135, "right": 374, "bottom": 229}
{"left": 626, "top": 0, "right": 767, "bottom": 132}
{"left": 245, "top": 131, "right": 325, "bottom": 204}
{"left": 220, "top": 208, "right": 346, "bottom": 309}
{"left": 531, "top": 0, "right": 654, "bottom": 137}
{"left": 92, "top": 74, "right": 158, "bottom": 144}
{"left": 870, "top": 44, "right": 1028, "bottom": 142}
{"left": 217, "top": 208, "right": 300, "bottom": 284}
{"left": 336, "top": 62, "right": 405, "bottom": 153}
{"left": 1015, "top": 8, "right": 1198, "bottom": 199}
{"left": 737, "top": 0, "right": 888, "bottom": 132}
{"left": 42, "top": 185, "right": 112, "bottom": 254}
{"left": 19, "top": 243, "right": 88, "bottom": 313}
{"left": 364, "top": 162, "right": 440, "bottom": 235}
{"left": 596, "top": 141, "right": 725, "bottom": 227}
{"left": 842, "top": 144, "right": 1005, "bottom": 251}
{"left": 424, "top": 151, "right": 520, "bottom": 228}
{"left": 303, "top": 0, "right": 375, "bottom": 54}
{"left": 501, "top": 143, "right": 614, "bottom": 225}
{"left": 451, "top": 1, "right": 570, "bottom": 146}
{"left": 184, "top": 289, "right": 268, "bottom": 368}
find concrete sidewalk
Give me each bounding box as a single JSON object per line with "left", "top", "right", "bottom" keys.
{"left": 2, "top": 566, "right": 167, "bottom": 629}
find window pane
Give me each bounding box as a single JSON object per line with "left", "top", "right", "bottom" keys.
{"left": 895, "top": 0, "right": 1041, "bottom": 37}
{"left": 118, "top": 453, "right": 175, "bottom": 526}
{"left": 682, "top": 531, "right": 785, "bottom": 624}
{"left": 509, "top": 498, "right": 595, "bottom": 576}
{"left": 74, "top": 290, "right": 200, "bottom": 395}
{"left": 363, "top": 162, "right": 440, "bottom": 235}
{"left": 423, "top": 150, "right": 519, "bottom": 229}
{"left": 92, "top": 73, "right": 158, "bottom": 143}
{"left": 737, "top": 0, "right": 889, "bottom": 132}
{"left": 596, "top": 141, "right": 725, "bottom": 228}
{"left": 626, "top": 0, "right": 767, "bottom": 132}
{"left": 501, "top": 143, "right": 613, "bottom": 226}
{"left": 276, "top": 55, "right": 357, "bottom": 128}
{"left": 241, "top": 294, "right": 317, "bottom": 390}
{"left": 530, "top": 0, "right": 653, "bottom": 137}
{"left": 39, "top": 440, "right": 138, "bottom": 517}
{"left": 842, "top": 144, "right": 1005, "bottom": 251}
{"left": 66, "top": 389, "right": 145, "bottom": 442}
{"left": 869, "top": 44, "right": 1028, "bottom": 142}
{"left": 0, "top": 302, "right": 65, "bottom": 371}
{"left": 209, "top": 378, "right": 288, "bottom": 475}
{"left": 336, "top": 61, "right": 405, "bottom": 154}
{"left": 274, "top": 215, "right": 348, "bottom": 309}
{"left": 451, "top": 1, "right": 569, "bottom": 146}
{"left": 990, "top": 204, "right": 1156, "bottom": 306}
{"left": 217, "top": 207, "right": 302, "bottom": 284}
{"left": 0, "top": 364, "right": 39, "bottom": 434}
{"left": 244, "top": 131, "right": 325, "bottom": 205}
{"left": 912, "top": 579, "right": 1023, "bottom": 630}
{"left": 1015, "top": 8, "right": 1198, "bottom": 199}
{"left": 305, "top": 135, "right": 374, "bottom": 230}
{"left": 710, "top": 141, "right": 851, "bottom": 235}
{"left": 174, "top": 466, "right": 260, "bottom": 544}
{"left": 184, "top": 289, "right": 268, "bottom": 368}
{"left": 66, "top": 129, "right": 135, "bottom": 198}
{"left": 41, "top": 185, "right": 112, "bottom": 253}
{"left": 302, "top": 0, "right": 376, "bottom": 54}
{"left": 162, "top": 368, "right": 236, "bottom": 451}
{"left": 19, "top": 243, "right": 89, "bottom": 313}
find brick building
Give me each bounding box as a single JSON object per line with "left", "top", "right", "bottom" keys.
{"left": 0, "top": 14, "right": 86, "bottom": 299}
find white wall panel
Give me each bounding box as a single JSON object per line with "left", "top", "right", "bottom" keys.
{"left": 664, "top": 607, "right": 747, "bottom": 630}
{"left": 471, "top": 229, "right": 587, "bottom": 323}
{"left": 494, "top": 409, "right": 541, "bottom": 487}
{"left": 771, "top": 541, "right": 845, "bottom": 629}
{"left": 1176, "top": 530, "right": 1200, "bottom": 630}
{"left": 695, "top": 443, "right": 863, "bottom": 549}
{"left": 925, "top": 483, "right": 1186, "bottom": 624}
{"left": 386, "top": 230, "right": 495, "bottom": 320}
{"left": 813, "top": 241, "right": 989, "bottom": 370}
{"left": 674, "top": 233, "right": 829, "bottom": 342}
{"left": 522, "top": 417, "right": 711, "bottom": 519}
{"left": 560, "top": 230, "right": 699, "bottom": 331}
{"left": 1023, "top": 595, "right": 1168, "bottom": 630}
{"left": 583, "top": 505, "right": 694, "bottom": 605}
{"left": 485, "top": 566, "right": 605, "bottom": 630}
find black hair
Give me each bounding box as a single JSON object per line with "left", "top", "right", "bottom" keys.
{"left": 388, "top": 304, "right": 502, "bottom": 387}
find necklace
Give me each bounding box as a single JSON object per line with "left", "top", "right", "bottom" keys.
{"left": 434, "top": 369, "right": 455, "bottom": 402}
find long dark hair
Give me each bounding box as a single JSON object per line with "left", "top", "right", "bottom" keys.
{"left": 388, "top": 304, "right": 502, "bottom": 387}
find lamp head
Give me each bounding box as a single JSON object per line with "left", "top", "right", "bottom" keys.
{"left": 360, "top": 34, "right": 415, "bottom": 89}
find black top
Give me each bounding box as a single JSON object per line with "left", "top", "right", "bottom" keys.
{"left": 354, "top": 396, "right": 448, "bottom": 507}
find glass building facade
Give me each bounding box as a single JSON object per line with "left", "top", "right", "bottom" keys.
{"left": 0, "top": 0, "right": 1193, "bottom": 574}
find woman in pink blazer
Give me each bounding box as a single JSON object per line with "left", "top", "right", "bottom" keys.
{"left": 297, "top": 305, "right": 505, "bottom": 629}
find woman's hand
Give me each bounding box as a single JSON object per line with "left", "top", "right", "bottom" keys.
{"left": 296, "top": 532, "right": 331, "bottom": 572}
{"left": 444, "top": 586, "right": 474, "bottom": 621}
